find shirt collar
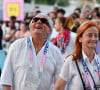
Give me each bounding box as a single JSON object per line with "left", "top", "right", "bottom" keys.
{"left": 82, "top": 50, "right": 97, "bottom": 62}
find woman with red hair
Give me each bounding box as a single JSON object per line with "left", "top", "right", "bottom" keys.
{"left": 53, "top": 20, "right": 100, "bottom": 90}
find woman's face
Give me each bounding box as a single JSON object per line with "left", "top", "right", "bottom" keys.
{"left": 20, "top": 23, "right": 26, "bottom": 31}
{"left": 79, "top": 26, "right": 99, "bottom": 50}
{"left": 54, "top": 19, "right": 62, "bottom": 32}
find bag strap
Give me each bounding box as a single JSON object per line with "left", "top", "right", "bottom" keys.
{"left": 75, "top": 60, "right": 86, "bottom": 90}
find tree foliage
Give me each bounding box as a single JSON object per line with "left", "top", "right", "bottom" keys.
{"left": 35, "top": 0, "right": 48, "bottom": 4}
{"left": 57, "top": 0, "right": 69, "bottom": 6}
{"left": 97, "top": 0, "right": 100, "bottom": 3}
{"left": 24, "top": 0, "right": 99, "bottom": 5}
{"left": 35, "top": 0, "right": 69, "bottom": 6}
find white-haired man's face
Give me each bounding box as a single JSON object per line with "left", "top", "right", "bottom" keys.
{"left": 29, "top": 14, "right": 51, "bottom": 38}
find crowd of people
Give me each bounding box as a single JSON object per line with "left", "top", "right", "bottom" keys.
{"left": 0, "top": 0, "right": 100, "bottom": 90}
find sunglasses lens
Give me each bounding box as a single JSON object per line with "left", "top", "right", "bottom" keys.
{"left": 33, "top": 18, "right": 39, "bottom": 22}
{"left": 32, "top": 18, "right": 50, "bottom": 27}
{"left": 41, "top": 18, "right": 47, "bottom": 23}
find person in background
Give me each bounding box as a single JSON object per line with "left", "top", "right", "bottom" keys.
{"left": 48, "top": 11, "right": 56, "bottom": 23}
{"left": 53, "top": 6, "right": 58, "bottom": 14}
{"left": 25, "top": 17, "right": 32, "bottom": 30}
{"left": 3, "top": 21, "right": 16, "bottom": 53}
{"left": 10, "top": 16, "right": 20, "bottom": 30}
{"left": 1, "top": 21, "right": 9, "bottom": 35}
{"left": 64, "top": 16, "right": 77, "bottom": 33}
{"left": 74, "top": 8, "right": 81, "bottom": 18}
{"left": 48, "top": 11, "right": 58, "bottom": 42}
{"left": 1, "top": 13, "right": 64, "bottom": 90}
{"left": 53, "top": 17, "right": 76, "bottom": 59}
{"left": 53, "top": 20, "right": 100, "bottom": 90}
{"left": 14, "top": 22, "right": 30, "bottom": 39}
{"left": 56, "top": 8, "right": 65, "bottom": 18}
{"left": 35, "top": 10, "right": 41, "bottom": 16}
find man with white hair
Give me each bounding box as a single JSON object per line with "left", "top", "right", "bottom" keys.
{"left": 0, "top": 13, "right": 64, "bottom": 90}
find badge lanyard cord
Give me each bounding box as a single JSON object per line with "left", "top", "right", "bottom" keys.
{"left": 96, "top": 56, "right": 100, "bottom": 80}
{"left": 27, "top": 36, "right": 49, "bottom": 74}
{"left": 82, "top": 58, "right": 98, "bottom": 90}
{"left": 87, "top": 66, "right": 97, "bottom": 90}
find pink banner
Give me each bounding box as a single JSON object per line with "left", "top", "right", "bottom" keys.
{"left": 3, "top": 0, "right": 24, "bottom": 21}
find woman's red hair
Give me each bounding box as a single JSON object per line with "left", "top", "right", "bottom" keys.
{"left": 73, "top": 20, "right": 100, "bottom": 61}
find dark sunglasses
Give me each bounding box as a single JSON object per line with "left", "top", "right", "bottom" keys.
{"left": 32, "top": 17, "right": 50, "bottom": 28}
{"left": 32, "top": 17, "right": 47, "bottom": 23}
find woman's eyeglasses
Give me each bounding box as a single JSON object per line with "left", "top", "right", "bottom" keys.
{"left": 32, "top": 17, "right": 51, "bottom": 28}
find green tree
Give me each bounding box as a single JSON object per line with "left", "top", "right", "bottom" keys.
{"left": 97, "top": 0, "right": 100, "bottom": 3}
{"left": 35, "top": 0, "right": 48, "bottom": 4}
{"left": 56, "top": 0, "right": 69, "bottom": 6}
{"left": 35, "top": 0, "right": 69, "bottom": 6}
{"left": 48, "top": 0, "right": 55, "bottom": 5}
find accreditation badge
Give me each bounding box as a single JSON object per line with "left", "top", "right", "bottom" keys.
{"left": 24, "top": 67, "right": 40, "bottom": 90}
